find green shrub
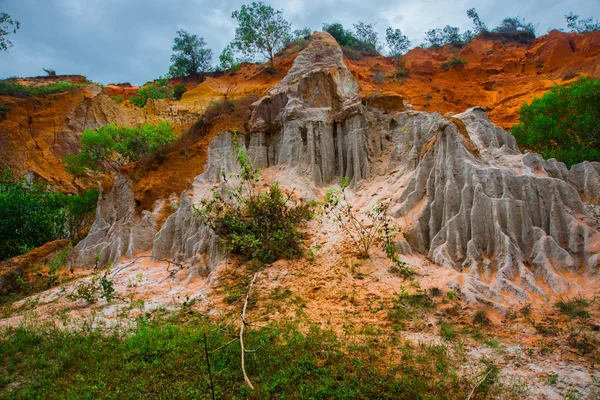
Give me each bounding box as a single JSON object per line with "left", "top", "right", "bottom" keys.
{"left": 0, "top": 169, "right": 98, "bottom": 260}
{"left": 511, "top": 77, "right": 600, "bottom": 167}
{"left": 441, "top": 57, "right": 467, "bottom": 71}
{"left": 129, "top": 78, "right": 174, "bottom": 108}
{"left": 173, "top": 83, "right": 187, "bottom": 100}
{"left": 194, "top": 135, "right": 314, "bottom": 264}
{"left": 64, "top": 122, "right": 176, "bottom": 176}
{"left": 0, "top": 100, "right": 8, "bottom": 119}
{"left": 111, "top": 95, "right": 125, "bottom": 105}
{"left": 0, "top": 79, "right": 84, "bottom": 97}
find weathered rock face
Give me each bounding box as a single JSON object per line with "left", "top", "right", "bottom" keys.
{"left": 74, "top": 32, "right": 600, "bottom": 309}
{"left": 381, "top": 107, "right": 600, "bottom": 307}
{"left": 74, "top": 175, "right": 157, "bottom": 267}
{"left": 248, "top": 32, "right": 373, "bottom": 185}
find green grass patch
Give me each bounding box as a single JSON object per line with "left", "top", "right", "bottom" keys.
{"left": 0, "top": 79, "right": 84, "bottom": 97}
{"left": 0, "top": 314, "right": 483, "bottom": 399}
{"left": 555, "top": 297, "right": 591, "bottom": 319}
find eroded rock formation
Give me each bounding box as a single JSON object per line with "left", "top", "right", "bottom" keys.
{"left": 75, "top": 32, "right": 600, "bottom": 309}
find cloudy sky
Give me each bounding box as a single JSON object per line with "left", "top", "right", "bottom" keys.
{"left": 1, "top": 0, "right": 598, "bottom": 85}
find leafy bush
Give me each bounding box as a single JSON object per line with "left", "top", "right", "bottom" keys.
{"left": 0, "top": 79, "right": 84, "bottom": 97}
{"left": 441, "top": 56, "right": 467, "bottom": 71}
{"left": 0, "top": 169, "right": 98, "bottom": 260}
{"left": 111, "top": 95, "right": 125, "bottom": 105}
{"left": 323, "top": 22, "right": 379, "bottom": 54}
{"left": 511, "top": 77, "right": 600, "bottom": 167}
{"left": 194, "top": 136, "right": 314, "bottom": 264}
{"left": 129, "top": 78, "right": 174, "bottom": 108}
{"left": 64, "top": 122, "right": 176, "bottom": 176}
{"left": 423, "top": 25, "right": 473, "bottom": 48}
{"left": 0, "top": 100, "right": 8, "bottom": 119}
{"left": 173, "top": 83, "right": 187, "bottom": 100}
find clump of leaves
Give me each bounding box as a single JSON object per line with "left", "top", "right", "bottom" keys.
{"left": 555, "top": 296, "right": 591, "bottom": 319}
{"left": 68, "top": 269, "right": 116, "bottom": 303}
{"left": 441, "top": 56, "right": 467, "bottom": 71}
{"left": 0, "top": 99, "right": 8, "bottom": 119}
{"left": 129, "top": 78, "right": 174, "bottom": 108}
{"left": 194, "top": 134, "right": 314, "bottom": 264}
{"left": 440, "top": 322, "right": 457, "bottom": 340}
{"left": 472, "top": 309, "right": 491, "bottom": 325}
{"left": 173, "top": 83, "right": 187, "bottom": 100}
{"left": 111, "top": 95, "right": 125, "bottom": 105}
{"left": 512, "top": 77, "right": 600, "bottom": 167}
{"left": 63, "top": 121, "right": 176, "bottom": 176}
{"left": 388, "top": 286, "right": 434, "bottom": 323}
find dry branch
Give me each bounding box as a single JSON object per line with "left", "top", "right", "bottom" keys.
{"left": 240, "top": 272, "right": 260, "bottom": 390}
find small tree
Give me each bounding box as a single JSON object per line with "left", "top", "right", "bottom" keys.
{"left": 231, "top": 1, "right": 291, "bottom": 69}
{"left": 0, "top": 12, "right": 20, "bottom": 52}
{"left": 493, "top": 16, "right": 536, "bottom": 36}
{"left": 385, "top": 27, "right": 411, "bottom": 60}
{"left": 43, "top": 68, "right": 57, "bottom": 77}
{"left": 466, "top": 8, "right": 487, "bottom": 35}
{"left": 168, "top": 29, "right": 213, "bottom": 77}
{"left": 565, "top": 13, "right": 600, "bottom": 33}
{"left": 353, "top": 21, "right": 380, "bottom": 51}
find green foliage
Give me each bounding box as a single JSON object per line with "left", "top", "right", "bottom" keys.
{"left": 467, "top": 8, "right": 487, "bottom": 35}
{"left": 111, "top": 94, "right": 125, "bottom": 105}
{"left": 555, "top": 297, "right": 592, "bottom": 319}
{"left": 324, "top": 177, "right": 406, "bottom": 264}
{"left": 0, "top": 169, "right": 98, "bottom": 260}
{"left": 0, "top": 12, "right": 20, "bottom": 52}
{"left": 0, "top": 100, "right": 8, "bottom": 119}
{"left": 129, "top": 78, "right": 174, "bottom": 108}
{"left": 195, "top": 135, "right": 313, "bottom": 264}
{"left": 353, "top": 21, "right": 380, "bottom": 52}
{"left": 385, "top": 27, "right": 411, "bottom": 58}
{"left": 441, "top": 57, "right": 468, "bottom": 71}
{"left": 0, "top": 315, "right": 486, "bottom": 399}
{"left": 0, "top": 79, "right": 84, "bottom": 97}
{"left": 173, "top": 83, "right": 187, "bottom": 100}
{"left": 388, "top": 287, "right": 434, "bottom": 324}
{"left": 168, "top": 29, "right": 213, "bottom": 77}
{"left": 231, "top": 1, "right": 292, "bottom": 68}
{"left": 323, "top": 22, "right": 378, "bottom": 54}
{"left": 64, "top": 122, "right": 176, "bottom": 175}
{"left": 511, "top": 77, "right": 600, "bottom": 167}
{"left": 423, "top": 25, "right": 473, "bottom": 48}
{"left": 43, "top": 68, "right": 57, "bottom": 77}
{"left": 440, "top": 323, "right": 457, "bottom": 340}
{"left": 283, "top": 27, "right": 312, "bottom": 47}
{"left": 565, "top": 13, "right": 600, "bottom": 33}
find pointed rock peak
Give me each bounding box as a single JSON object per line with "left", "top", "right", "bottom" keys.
{"left": 276, "top": 32, "right": 351, "bottom": 88}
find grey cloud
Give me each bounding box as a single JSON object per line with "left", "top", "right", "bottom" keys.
{"left": 1, "top": 0, "right": 598, "bottom": 85}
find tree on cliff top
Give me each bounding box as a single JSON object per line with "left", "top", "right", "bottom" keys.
{"left": 231, "top": 1, "right": 291, "bottom": 69}
{"left": 565, "top": 13, "right": 600, "bottom": 33}
{"left": 168, "top": 29, "right": 213, "bottom": 77}
{"left": 0, "top": 12, "right": 20, "bottom": 52}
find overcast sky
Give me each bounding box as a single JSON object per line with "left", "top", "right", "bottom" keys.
{"left": 1, "top": 0, "right": 598, "bottom": 85}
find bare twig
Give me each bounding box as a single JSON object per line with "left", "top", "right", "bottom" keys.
{"left": 240, "top": 272, "right": 260, "bottom": 390}
{"left": 203, "top": 333, "right": 216, "bottom": 400}
{"left": 465, "top": 369, "right": 492, "bottom": 400}
{"left": 210, "top": 338, "right": 239, "bottom": 354}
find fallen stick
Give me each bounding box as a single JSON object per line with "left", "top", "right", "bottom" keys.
{"left": 240, "top": 272, "right": 260, "bottom": 390}
{"left": 465, "top": 369, "right": 492, "bottom": 400}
